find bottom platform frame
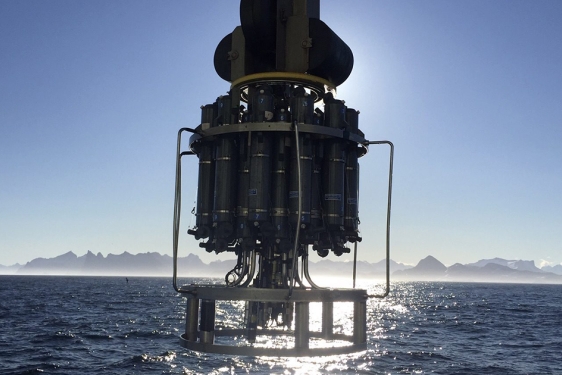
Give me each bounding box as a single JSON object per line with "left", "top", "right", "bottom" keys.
{"left": 178, "top": 286, "right": 368, "bottom": 357}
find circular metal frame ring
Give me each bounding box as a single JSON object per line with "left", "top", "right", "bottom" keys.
{"left": 230, "top": 72, "right": 337, "bottom": 103}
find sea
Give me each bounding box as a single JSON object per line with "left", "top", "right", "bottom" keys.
{"left": 0, "top": 276, "right": 561, "bottom": 375}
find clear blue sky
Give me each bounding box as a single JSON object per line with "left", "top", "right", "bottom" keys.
{"left": 1, "top": 0, "right": 561, "bottom": 268}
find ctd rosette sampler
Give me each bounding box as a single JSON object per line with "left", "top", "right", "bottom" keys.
{"left": 173, "top": 0, "right": 394, "bottom": 356}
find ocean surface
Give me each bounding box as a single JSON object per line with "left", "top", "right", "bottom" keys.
{"left": 1, "top": 276, "right": 561, "bottom": 374}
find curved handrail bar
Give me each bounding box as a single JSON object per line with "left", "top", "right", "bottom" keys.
{"left": 173, "top": 127, "right": 198, "bottom": 293}
{"left": 173, "top": 130, "right": 393, "bottom": 298}
{"left": 365, "top": 140, "right": 394, "bottom": 298}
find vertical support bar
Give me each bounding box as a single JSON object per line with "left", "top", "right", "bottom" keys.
{"left": 353, "top": 301, "right": 367, "bottom": 345}
{"left": 352, "top": 242, "right": 358, "bottom": 288}
{"left": 295, "top": 302, "right": 309, "bottom": 350}
{"left": 199, "top": 299, "right": 216, "bottom": 344}
{"left": 289, "top": 122, "right": 303, "bottom": 297}
{"left": 246, "top": 301, "right": 258, "bottom": 343}
{"left": 366, "top": 140, "right": 394, "bottom": 298}
{"left": 321, "top": 302, "right": 333, "bottom": 339}
{"left": 185, "top": 298, "right": 199, "bottom": 342}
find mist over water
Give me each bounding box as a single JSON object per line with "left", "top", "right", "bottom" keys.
{"left": 1, "top": 276, "right": 560, "bottom": 374}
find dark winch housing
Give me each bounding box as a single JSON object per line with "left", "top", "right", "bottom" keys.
{"left": 173, "top": 0, "right": 394, "bottom": 356}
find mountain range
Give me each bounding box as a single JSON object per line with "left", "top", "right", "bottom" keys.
{"left": 393, "top": 256, "right": 562, "bottom": 284}
{"left": 3, "top": 251, "right": 237, "bottom": 278}
{"left": 1, "top": 252, "right": 561, "bottom": 284}
{"left": 0, "top": 250, "right": 410, "bottom": 278}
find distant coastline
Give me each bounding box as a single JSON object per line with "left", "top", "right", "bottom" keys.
{"left": 1, "top": 251, "right": 562, "bottom": 284}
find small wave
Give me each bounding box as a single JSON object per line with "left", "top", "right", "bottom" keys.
{"left": 500, "top": 342, "right": 545, "bottom": 349}
{"left": 54, "top": 330, "right": 78, "bottom": 339}
{"left": 82, "top": 333, "right": 114, "bottom": 340}
{"left": 2, "top": 368, "right": 47, "bottom": 375}
{"left": 131, "top": 350, "right": 177, "bottom": 363}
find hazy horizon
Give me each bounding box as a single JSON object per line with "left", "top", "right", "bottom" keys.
{"left": 3, "top": 249, "right": 562, "bottom": 271}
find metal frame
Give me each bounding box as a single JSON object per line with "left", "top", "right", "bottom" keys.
{"left": 178, "top": 287, "right": 368, "bottom": 357}
{"left": 173, "top": 126, "right": 394, "bottom": 296}
{"left": 172, "top": 76, "right": 394, "bottom": 356}
{"left": 230, "top": 72, "right": 336, "bottom": 102}
{"left": 187, "top": 122, "right": 368, "bottom": 155}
